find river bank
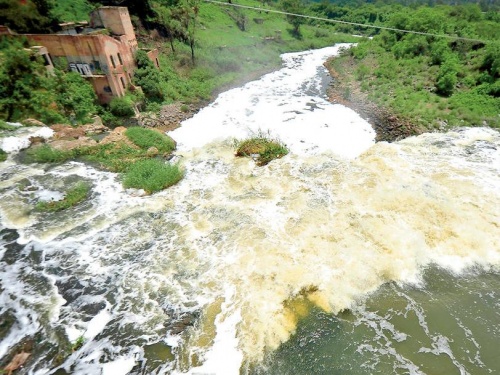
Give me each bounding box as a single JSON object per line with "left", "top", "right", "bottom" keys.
{"left": 324, "top": 55, "right": 426, "bottom": 142}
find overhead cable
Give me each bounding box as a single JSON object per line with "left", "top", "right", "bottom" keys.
{"left": 203, "top": 0, "right": 491, "bottom": 44}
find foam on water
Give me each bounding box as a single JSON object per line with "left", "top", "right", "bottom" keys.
{"left": 0, "top": 45, "right": 499, "bottom": 374}
{"left": 0, "top": 126, "right": 54, "bottom": 153}
{"left": 170, "top": 44, "right": 375, "bottom": 159}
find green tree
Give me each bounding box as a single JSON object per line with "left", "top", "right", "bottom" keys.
{"left": 0, "top": 0, "right": 57, "bottom": 33}
{"left": 280, "top": 0, "right": 306, "bottom": 38}
{"left": 435, "top": 54, "right": 460, "bottom": 96}
{"left": 133, "top": 49, "right": 163, "bottom": 100}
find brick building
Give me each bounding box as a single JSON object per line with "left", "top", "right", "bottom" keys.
{"left": 1, "top": 7, "right": 158, "bottom": 104}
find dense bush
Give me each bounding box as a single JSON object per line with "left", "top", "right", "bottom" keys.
{"left": 109, "top": 97, "right": 135, "bottom": 117}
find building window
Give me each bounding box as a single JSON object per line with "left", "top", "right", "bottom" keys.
{"left": 110, "top": 55, "right": 116, "bottom": 69}
{"left": 156, "top": 58, "right": 160, "bottom": 68}
{"left": 120, "top": 77, "right": 126, "bottom": 89}
{"left": 117, "top": 53, "right": 123, "bottom": 65}
{"left": 103, "top": 86, "right": 112, "bottom": 93}
{"left": 42, "top": 54, "right": 52, "bottom": 66}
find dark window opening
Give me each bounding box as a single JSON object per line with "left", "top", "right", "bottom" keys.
{"left": 103, "top": 86, "right": 112, "bottom": 93}
{"left": 117, "top": 53, "right": 123, "bottom": 65}
{"left": 42, "top": 54, "right": 51, "bottom": 66}
{"left": 156, "top": 58, "right": 160, "bottom": 68}
{"left": 120, "top": 77, "right": 126, "bottom": 89}
{"left": 93, "top": 60, "right": 101, "bottom": 71}
{"left": 110, "top": 55, "right": 116, "bottom": 69}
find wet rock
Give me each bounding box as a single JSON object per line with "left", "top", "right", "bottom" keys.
{"left": 0, "top": 310, "right": 16, "bottom": 338}
{"left": 49, "top": 137, "right": 97, "bottom": 151}
{"left": 22, "top": 118, "right": 45, "bottom": 127}
{"left": 4, "top": 351, "right": 30, "bottom": 374}
{"left": 165, "top": 312, "right": 198, "bottom": 335}
{"left": 77, "top": 301, "right": 106, "bottom": 316}
{"left": 28, "top": 136, "right": 46, "bottom": 146}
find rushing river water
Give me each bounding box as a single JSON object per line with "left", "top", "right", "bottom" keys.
{"left": 0, "top": 45, "right": 499, "bottom": 375}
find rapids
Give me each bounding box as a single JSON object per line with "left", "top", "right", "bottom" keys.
{"left": 0, "top": 45, "right": 499, "bottom": 375}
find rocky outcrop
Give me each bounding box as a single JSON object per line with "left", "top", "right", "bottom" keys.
{"left": 50, "top": 138, "right": 97, "bottom": 151}
{"left": 138, "top": 103, "right": 203, "bottom": 131}
{"left": 99, "top": 126, "right": 139, "bottom": 149}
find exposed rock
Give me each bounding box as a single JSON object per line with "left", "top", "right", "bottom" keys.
{"left": 100, "top": 126, "right": 139, "bottom": 149}
{"left": 80, "top": 123, "right": 109, "bottom": 135}
{"left": 49, "top": 137, "right": 97, "bottom": 151}
{"left": 146, "top": 146, "right": 159, "bottom": 156}
{"left": 50, "top": 125, "right": 85, "bottom": 140}
{"left": 28, "top": 136, "right": 46, "bottom": 146}
{"left": 139, "top": 102, "right": 204, "bottom": 132}
{"left": 4, "top": 351, "right": 30, "bottom": 375}
{"left": 22, "top": 118, "right": 45, "bottom": 127}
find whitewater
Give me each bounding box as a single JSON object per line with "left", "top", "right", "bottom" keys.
{"left": 0, "top": 44, "right": 499, "bottom": 375}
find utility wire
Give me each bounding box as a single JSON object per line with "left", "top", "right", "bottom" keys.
{"left": 203, "top": 0, "right": 491, "bottom": 44}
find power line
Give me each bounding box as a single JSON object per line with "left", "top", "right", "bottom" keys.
{"left": 203, "top": 0, "right": 491, "bottom": 44}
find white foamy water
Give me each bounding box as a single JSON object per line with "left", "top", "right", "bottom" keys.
{"left": 0, "top": 45, "right": 499, "bottom": 375}
{"left": 170, "top": 44, "right": 375, "bottom": 159}
{"left": 0, "top": 126, "right": 54, "bottom": 153}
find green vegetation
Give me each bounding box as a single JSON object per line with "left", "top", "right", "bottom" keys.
{"left": 0, "top": 0, "right": 59, "bottom": 33}
{"left": 122, "top": 159, "right": 183, "bottom": 193}
{"left": 322, "top": 3, "right": 500, "bottom": 130}
{"left": 0, "top": 149, "right": 7, "bottom": 162}
{"left": 27, "top": 144, "right": 74, "bottom": 163}
{"left": 0, "top": 119, "right": 17, "bottom": 131}
{"left": 27, "top": 126, "right": 182, "bottom": 193}
{"left": 71, "top": 336, "right": 85, "bottom": 352}
{"left": 0, "top": 38, "right": 98, "bottom": 124}
{"left": 125, "top": 127, "right": 176, "bottom": 154}
{"left": 235, "top": 131, "right": 289, "bottom": 166}
{"left": 36, "top": 182, "right": 90, "bottom": 212}
{"left": 109, "top": 96, "right": 136, "bottom": 118}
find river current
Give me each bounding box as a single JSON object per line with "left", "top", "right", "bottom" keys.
{"left": 0, "top": 45, "right": 499, "bottom": 375}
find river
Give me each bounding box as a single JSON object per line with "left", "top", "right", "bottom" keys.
{"left": 0, "top": 45, "right": 499, "bottom": 375}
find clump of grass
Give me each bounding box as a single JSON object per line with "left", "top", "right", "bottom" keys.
{"left": 0, "top": 149, "right": 7, "bottom": 162}
{"left": 36, "top": 182, "right": 90, "bottom": 212}
{"left": 122, "top": 159, "right": 183, "bottom": 194}
{"left": 27, "top": 144, "right": 75, "bottom": 163}
{"left": 125, "top": 127, "right": 176, "bottom": 154}
{"left": 81, "top": 142, "right": 144, "bottom": 172}
{"left": 235, "top": 131, "right": 289, "bottom": 166}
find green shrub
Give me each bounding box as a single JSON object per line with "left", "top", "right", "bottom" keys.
{"left": 36, "top": 182, "right": 90, "bottom": 212}
{"left": 109, "top": 97, "right": 135, "bottom": 118}
{"left": 125, "top": 127, "right": 176, "bottom": 154}
{"left": 0, "top": 149, "right": 7, "bottom": 162}
{"left": 122, "top": 159, "right": 183, "bottom": 193}
{"left": 235, "top": 131, "right": 289, "bottom": 166}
